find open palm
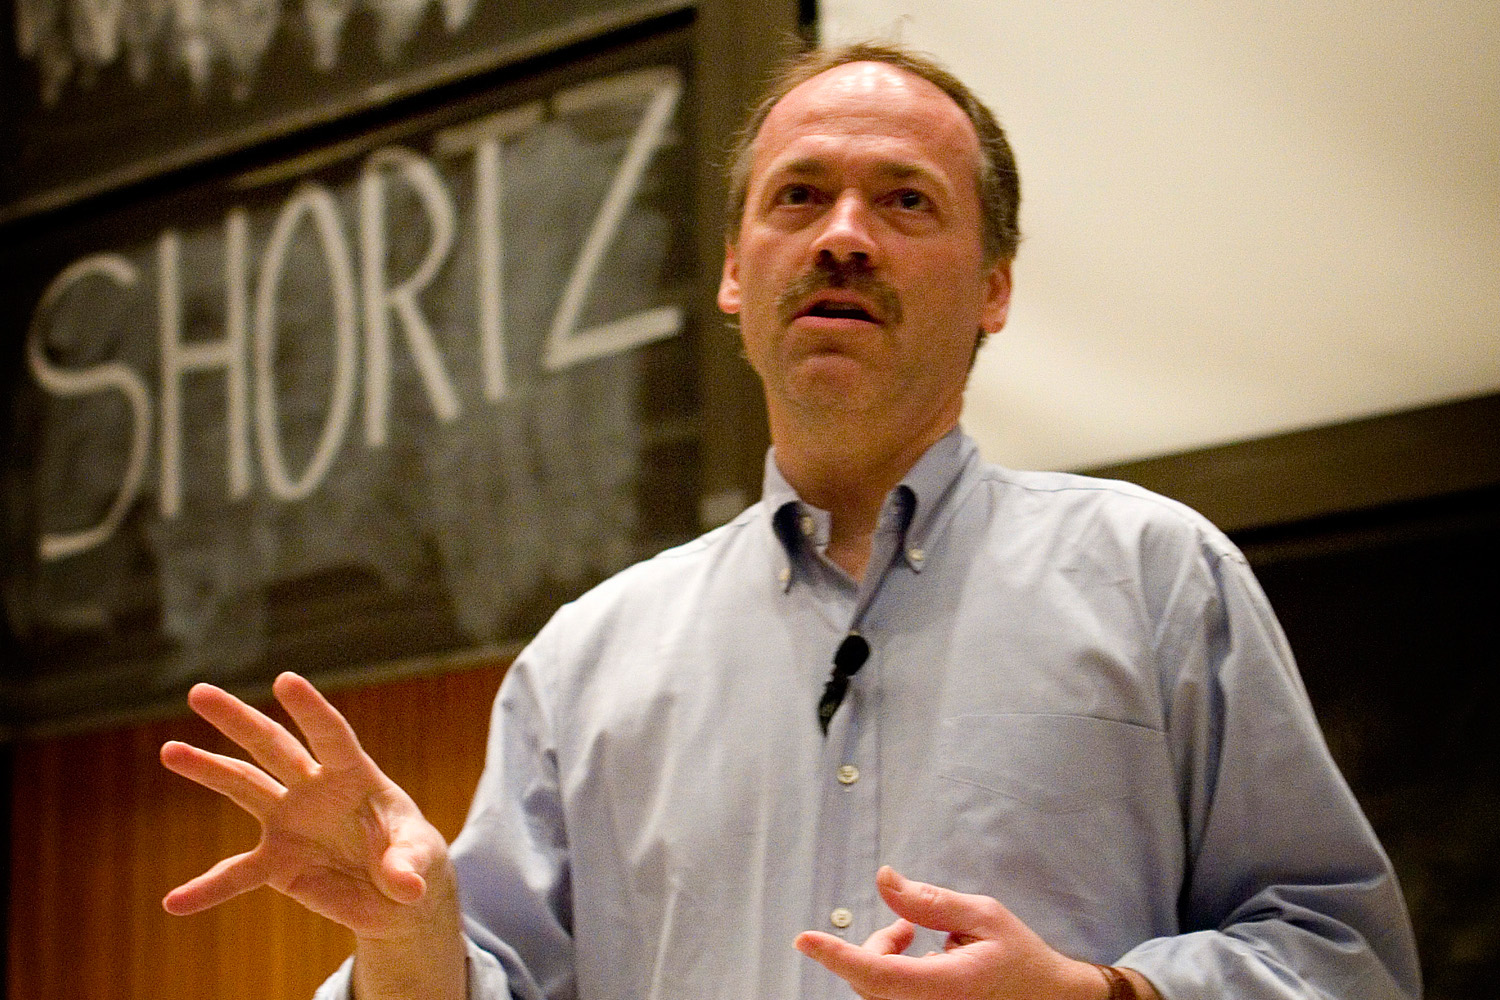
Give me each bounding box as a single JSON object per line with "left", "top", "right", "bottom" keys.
{"left": 160, "top": 672, "right": 451, "bottom": 941}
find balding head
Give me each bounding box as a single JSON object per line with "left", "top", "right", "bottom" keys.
{"left": 725, "top": 41, "right": 1021, "bottom": 265}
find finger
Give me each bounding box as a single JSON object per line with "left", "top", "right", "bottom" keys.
{"left": 796, "top": 930, "right": 950, "bottom": 999}
{"left": 273, "top": 672, "right": 368, "bottom": 771}
{"left": 862, "top": 918, "right": 916, "bottom": 956}
{"left": 875, "top": 866, "right": 1005, "bottom": 939}
{"left": 162, "top": 848, "right": 273, "bottom": 916}
{"left": 187, "top": 683, "right": 318, "bottom": 785}
{"left": 161, "top": 740, "right": 286, "bottom": 817}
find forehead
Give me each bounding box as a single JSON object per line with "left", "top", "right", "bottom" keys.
{"left": 751, "top": 61, "right": 982, "bottom": 188}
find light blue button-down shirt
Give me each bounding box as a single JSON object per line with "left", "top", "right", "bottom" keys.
{"left": 318, "top": 428, "right": 1419, "bottom": 1000}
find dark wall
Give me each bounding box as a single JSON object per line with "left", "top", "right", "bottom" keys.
{"left": 1240, "top": 485, "right": 1500, "bottom": 1000}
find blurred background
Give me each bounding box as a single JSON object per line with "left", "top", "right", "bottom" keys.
{"left": 3, "top": 1, "right": 1496, "bottom": 997}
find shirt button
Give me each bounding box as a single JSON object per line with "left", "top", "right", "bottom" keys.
{"left": 830, "top": 907, "right": 853, "bottom": 929}
{"left": 778, "top": 567, "right": 790, "bottom": 585}
{"left": 837, "top": 764, "right": 860, "bottom": 785}
{"left": 908, "top": 547, "right": 925, "bottom": 562}
{"left": 800, "top": 514, "right": 816, "bottom": 536}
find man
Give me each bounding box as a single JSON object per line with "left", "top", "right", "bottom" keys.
{"left": 162, "top": 42, "right": 1421, "bottom": 1000}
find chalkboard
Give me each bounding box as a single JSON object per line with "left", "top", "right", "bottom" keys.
{"left": 1, "top": 51, "right": 701, "bottom": 735}
{"left": 0, "top": 0, "right": 692, "bottom": 222}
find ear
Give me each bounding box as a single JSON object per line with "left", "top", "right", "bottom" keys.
{"left": 980, "top": 259, "right": 1012, "bottom": 333}
{"left": 717, "top": 241, "right": 742, "bottom": 315}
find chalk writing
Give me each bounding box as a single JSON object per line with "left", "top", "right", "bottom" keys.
{"left": 26, "top": 66, "right": 683, "bottom": 559}
{"left": 10, "top": 65, "right": 691, "bottom": 695}
{"left": 15, "top": 0, "right": 478, "bottom": 103}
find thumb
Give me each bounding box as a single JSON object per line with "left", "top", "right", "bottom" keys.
{"left": 377, "top": 842, "right": 430, "bottom": 904}
{"left": 875, "top": 866, "right": 1005, "bottom": 940}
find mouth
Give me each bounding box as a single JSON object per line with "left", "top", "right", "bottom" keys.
{"left": 794, "top": 295, "right": 882, "bottom": 325}
{"left": 777, "top": 271, "right": 903, "bottom": 329}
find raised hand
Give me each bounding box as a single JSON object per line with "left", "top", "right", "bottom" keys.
{"left": 794, "top": 866, "right": 1155, "bottom": 1000}
{"left": 159, "top": 671, "right": 453, "bottom": 942}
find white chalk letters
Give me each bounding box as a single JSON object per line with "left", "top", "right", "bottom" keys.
{"left": 25, "top": 67, "right": 685, "bottom": 561}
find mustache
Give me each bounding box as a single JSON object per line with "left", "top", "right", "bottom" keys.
{"left": 774, "top": 261, "right": 903, "bottom": 327}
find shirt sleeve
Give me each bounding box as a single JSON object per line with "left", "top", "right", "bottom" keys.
{"left": 451, "top": 630, "right": 576, "bottom": 1000}
{"left": 1120, "top": 537, "right": 1422, "bottom": 999}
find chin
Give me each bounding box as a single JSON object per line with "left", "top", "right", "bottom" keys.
{"left": 780, "top": 364, "right": 876, "bottom": 401}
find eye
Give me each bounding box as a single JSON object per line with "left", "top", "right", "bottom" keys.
{"left": 774, "top": 183, "right": 817, "bottom": 207}
{"left": 890, "top": 188, "right": 932, "bottom": 211}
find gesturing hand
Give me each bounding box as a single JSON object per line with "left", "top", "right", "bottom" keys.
{"left": 159, "top": 671, "right": 453, "bottom": 942}
{"left": 795, "top": 866, "right": 1144, "bottom": 1000}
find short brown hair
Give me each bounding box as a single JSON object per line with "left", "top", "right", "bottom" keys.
{"left": 724, "top": 41, "right": 1022, "bottom": 264}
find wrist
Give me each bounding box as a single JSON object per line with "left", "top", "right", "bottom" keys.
{"left": 1089, "top": 963, "right": 1158, "bottom": 1000}
{"left": 355, "top": 933, "right": 467, "bottom": 1000}
{"left": 353, "top": 859, "right": 467, "bottom": 1000}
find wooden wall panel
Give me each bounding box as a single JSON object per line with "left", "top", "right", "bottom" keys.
{"left": 9, "top": 662, "right": 508, "bottom": 1000}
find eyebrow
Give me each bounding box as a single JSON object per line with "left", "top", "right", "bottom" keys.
{"left": 774, "top": 157, "right": 948, "bottom": 190}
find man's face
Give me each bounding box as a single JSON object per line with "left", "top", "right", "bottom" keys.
{"left": 718, "top": 61, "right": 1011, "bottom": 436}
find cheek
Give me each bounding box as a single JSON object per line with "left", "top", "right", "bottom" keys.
{"left": 909, "top": 255, "right": 989, "bottom": 316}
{"left": 735, "top": 320, "right": 772, "bottom": 374}
{"left": 739, "top": 248, "right": 788, "bottom": 303}
{"left": 739, "top": 229, "right": 806, "bottom": 284}
{"left": 897, "top": 279, "right": 989, "bottom": 363}
{"left": 732, "top": 294, "right": 778, "bottom": 354}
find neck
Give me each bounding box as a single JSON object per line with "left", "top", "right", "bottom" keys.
{"left": 770, "top": 410, "right": 955, "bottom": 580}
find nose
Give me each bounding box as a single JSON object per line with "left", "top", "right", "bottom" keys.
{"left": 810, "top": 190, "right": 878, "bottom": 270}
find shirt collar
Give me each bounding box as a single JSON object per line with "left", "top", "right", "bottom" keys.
{"left": 763, "top": 426, "right": 976, "bottom": 587}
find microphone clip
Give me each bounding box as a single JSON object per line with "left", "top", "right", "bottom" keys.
{"left": 817, "top": 632, "right": 869, "bottom": 735}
